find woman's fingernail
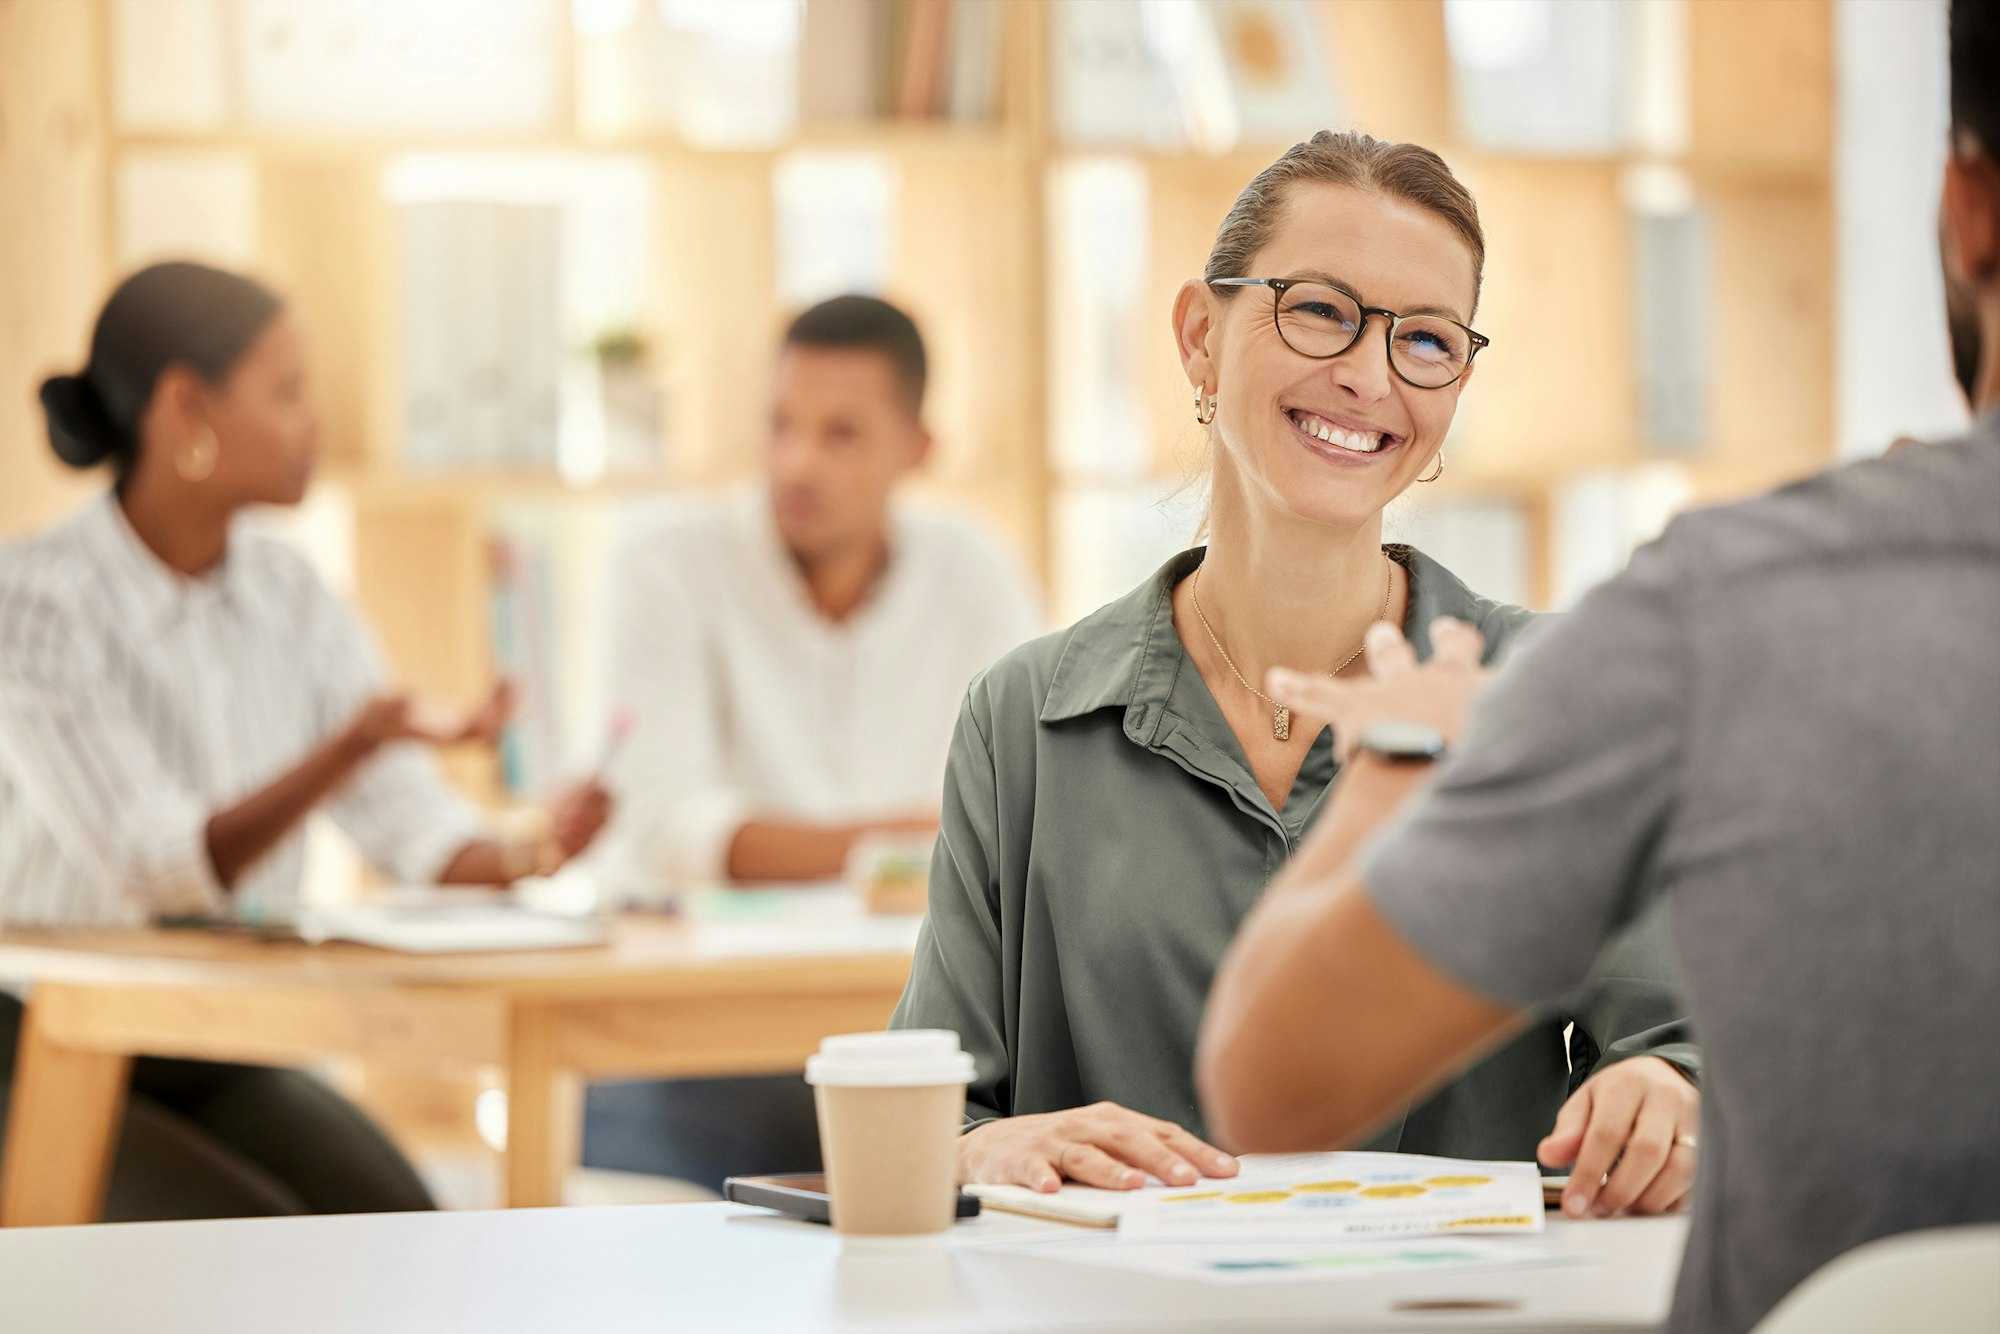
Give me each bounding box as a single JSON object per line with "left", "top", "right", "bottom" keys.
{"left": 1124, "top": 1171, "right": 1142, "bottom": 1188}
{"left": 1171, "top": 1165, "right": 1195, "bottom": 1184}
{"left": 1564, "top": 1194, "right": 1588, "bottom": 1218}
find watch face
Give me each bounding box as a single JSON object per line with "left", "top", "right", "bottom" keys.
{"left": 1361, "top": 720, "right": 1448, "bottom": 759}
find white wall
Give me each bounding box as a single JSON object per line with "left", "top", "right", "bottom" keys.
{"left": 1836, "top": 0, "right": 1969, "bottom": 458}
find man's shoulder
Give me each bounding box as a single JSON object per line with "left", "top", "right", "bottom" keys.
{"left": 897, "top": 507, "right": 1030, "bottom": 585}
{"left": 1653, "top": 431, "right": 2000, "bottom": 586}
{"left": 613, "top": 494, "right": 755, "bottom": 557}
{"left": 606, "top": 495, "right": 770, "bottom": 609}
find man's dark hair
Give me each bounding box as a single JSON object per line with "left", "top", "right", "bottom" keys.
{"left": 1952, "top": 0, "right": 1999, "bottom": 155}
{"left": 783, "top": 294, "right": 928, "bottom": 416}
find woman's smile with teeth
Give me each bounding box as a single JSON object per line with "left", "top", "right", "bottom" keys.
{"left": 1288, "top": 409, "right": 1392, "bottom": 455}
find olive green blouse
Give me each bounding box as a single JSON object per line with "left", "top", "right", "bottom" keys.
{"left": 890, "top": 544, "right": 1699, "bottom": 1156}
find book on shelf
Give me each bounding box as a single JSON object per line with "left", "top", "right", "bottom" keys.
{"left": 1052, "top": 0, "right": 1182, "bottom": 148}
{"left": 235, "top": 0, "right": 558, "bottom": 132}
{"left": 798, "top": 0, "right": 1004, "bottom": 127}
{"left": 487, "top": 528, "right": 561, "bottom": 798}
{"left": 895, "top": 0, "right": 953, "bottom": 120}
{"left": 1052, "top": 0, "right": 1337, "bottom": 151}
{"left": 1633, "top": 208, "right": 1710, "bottom": 454}
{"left": 400, "top": 199, "right": 562, "bottom": 473}
{"left": 1210, "top": 0, "right": 1343, "bottom": 146}
{"left": 799, "top": 0, "right": 880, "bottom": 122}
{"left": 946, "top": 0, "right": 1004, "bottom": 124}
{"left": 1445, "top": 0, "right": 1627, "bottom": 153}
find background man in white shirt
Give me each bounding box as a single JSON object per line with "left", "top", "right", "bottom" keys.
{"left": 585, "top": 294, "right": 1041, "bottom": 1188}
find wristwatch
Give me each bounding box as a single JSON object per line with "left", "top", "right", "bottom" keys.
{"left": 1353, "top": 720, "right": 1449, "bottom": 764}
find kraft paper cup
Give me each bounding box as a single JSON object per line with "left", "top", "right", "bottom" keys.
{"left": 806, "top": 1030, "right": 973, "bottom": 1239}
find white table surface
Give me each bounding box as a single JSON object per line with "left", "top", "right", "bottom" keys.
{"left": 0, "top": 1200, "right": 1687, "bottom": 1333}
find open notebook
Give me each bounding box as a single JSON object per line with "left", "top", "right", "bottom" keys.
{"left": 166, "top": 889, "right": 609, "bottom": 954}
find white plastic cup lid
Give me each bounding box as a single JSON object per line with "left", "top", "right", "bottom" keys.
{"left": 804, "top": 1030, "right": 975, "bottom": 1088}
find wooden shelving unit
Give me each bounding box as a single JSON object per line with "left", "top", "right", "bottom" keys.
{"left": 2, "top": 0, "right": 1838, "bottom": 744}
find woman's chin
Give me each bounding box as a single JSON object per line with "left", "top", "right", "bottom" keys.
{"left": 1267, "top": 468, "right": 1403, "bottom": 531}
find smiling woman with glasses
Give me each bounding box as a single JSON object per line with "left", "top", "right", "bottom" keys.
{"left": 891, "top": 130, "right": 1702, "bottom": 1212}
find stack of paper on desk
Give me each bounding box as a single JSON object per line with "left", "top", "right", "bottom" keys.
{"left": 295, "top": 899, "right": 607, "bottom": 953}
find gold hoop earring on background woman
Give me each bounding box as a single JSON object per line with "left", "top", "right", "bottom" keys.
{"left": 176, "top": 427, "right": 219, "bottom": 483}
{"left": 1418, "top": 453, "right": 1444, "bottom": 484}
{"left": 1194, "top": 388, "right": 1217, "bottom": 426}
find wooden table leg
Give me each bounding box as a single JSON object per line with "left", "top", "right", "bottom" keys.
{"left": 1, "top": 990, "right": 131, "bottom": 1227}
{"left": 503, "top": 1004, "right": 580, "bottom": 1209}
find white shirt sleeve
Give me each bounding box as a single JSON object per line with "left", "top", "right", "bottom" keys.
{"left": 0, "top": 587, "right": 224, "bottom": 920}
{"left": 298, "top": 573, "right": 489, "bottom": 884}
{"left": 595, "top": 526, "right": 747, "bottom": 885}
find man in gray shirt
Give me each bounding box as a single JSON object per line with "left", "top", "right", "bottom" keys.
{"left": 1198, "top": 6, "right": 2000, "bottom": 1331}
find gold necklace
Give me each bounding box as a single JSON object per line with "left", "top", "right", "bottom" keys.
{"left": 1190, "top": 553, "right": 1394, "bottom": 742}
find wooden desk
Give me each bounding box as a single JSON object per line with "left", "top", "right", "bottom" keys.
{"left": 0, "top": 900, "right": 919, "bottom": 1226}
{"left": 0, "top": 1201, "right": 1690, "bottom": 1332}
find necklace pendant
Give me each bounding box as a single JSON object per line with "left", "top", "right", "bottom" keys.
{"left": 1272, "top": 704, "right": 1291, "bottom": 742}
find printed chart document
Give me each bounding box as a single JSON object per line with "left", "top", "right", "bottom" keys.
{"left": 971, "top": 1152, "right": 1546, "bottom": 1240}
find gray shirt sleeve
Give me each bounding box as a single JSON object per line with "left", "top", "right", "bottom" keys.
{"left": 890, "top": 687, "right": 1011, "bottom": 1127}
{"left": 1363, "top": 543, "right": 1687, "bottom": 1009}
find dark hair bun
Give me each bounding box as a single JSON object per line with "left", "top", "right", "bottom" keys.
{"left": 39, "top": 372, "right": 124, "bottom": 469}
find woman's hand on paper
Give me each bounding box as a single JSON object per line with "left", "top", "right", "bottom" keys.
{"left": 958, "top": 1102, "right": 1239, "bottom": 1194}
{"left": 1537, "top": 1056, "right": 1699, "bottom": 1217}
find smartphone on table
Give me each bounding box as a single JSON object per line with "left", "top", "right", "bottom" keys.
{"left": 722, "top": 1173, "right": 981, "bottom": 1225}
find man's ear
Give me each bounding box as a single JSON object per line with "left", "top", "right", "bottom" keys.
{"left": 1942, "top": 144, "right": 2000, "bottom": 286}
{"left": 1173, "top": 279, "right": 1219, "bottom": 395}
{"left": 906, "top": 421, "right": 934, "bottom": 473}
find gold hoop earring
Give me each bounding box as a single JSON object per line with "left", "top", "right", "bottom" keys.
{"left": 1417, "top": 453, "right": 1444, "bottom": 484}
{"left": 175, "top": 427, "right": 219, "bottom": 483}
{"left": 1193, "top": 388, "right": 1217, "bottom": 426}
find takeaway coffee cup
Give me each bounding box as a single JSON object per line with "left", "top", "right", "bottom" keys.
{"left": 805, "top": 1030, "right": 974, "bottom": 1238}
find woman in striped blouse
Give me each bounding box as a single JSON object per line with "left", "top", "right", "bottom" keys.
{"left": 0, "top": 261, "right": 610, "bottom": 1218}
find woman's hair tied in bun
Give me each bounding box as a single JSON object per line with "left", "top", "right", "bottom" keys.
{"left": 39, "top": 371, "right": 128, "bottom": 471}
